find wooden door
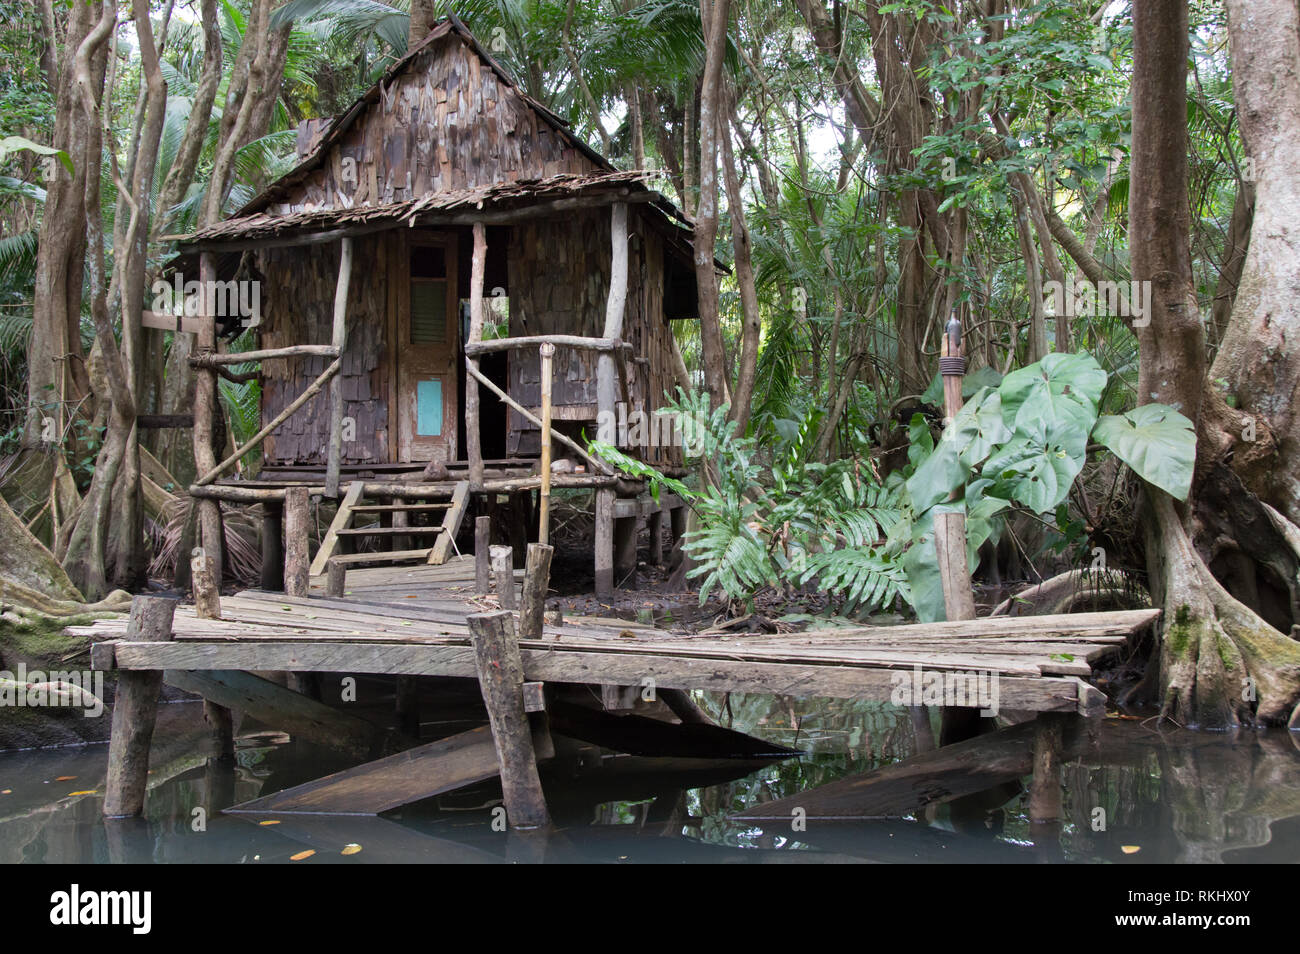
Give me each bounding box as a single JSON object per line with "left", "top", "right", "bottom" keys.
{"left": 397, "top": 234, "right": 459, "bottom": 463}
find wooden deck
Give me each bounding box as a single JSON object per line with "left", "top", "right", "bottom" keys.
{"left": 79, "top": 558, "right": 1159, "bottom": 716}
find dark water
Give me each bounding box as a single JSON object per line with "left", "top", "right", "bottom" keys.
{"left": 2, "top": 696, "right": 1298, "bottom": 863}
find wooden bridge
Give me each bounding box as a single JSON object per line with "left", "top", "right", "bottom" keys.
{"left": 76, "top": 553, "right": 1159, "bottom": 825}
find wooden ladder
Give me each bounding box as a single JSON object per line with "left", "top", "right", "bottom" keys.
{"left": 308, "top": 480, "right": 470, "bottom": 576}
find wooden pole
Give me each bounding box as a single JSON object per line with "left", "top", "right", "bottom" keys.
{"left": 325, "top": 236, "right": 353, "bottom": 498}
{"left": 465, "top": 222, "right": 487, "bottom": 489}
{"left": 468, "top": 610, "right": 550, "bottom": 829}
{"left": 193, "top": 252, "right": 224, "bottom": 585}
{"left": 538, "top": 342, "right": 554, "bottom": 545}
{"left": 594, "top": 487, "right": 615, "bottom": 599}
{"left": 520, "top": 542, "right": 554, "bottom": 638}
{"left": 490, "top": 544, "right": 516, "bottom": 609}
{"left": 475, "top": 514, "right": 492, "bottom": 593}
{"left": 104, "top": 596, "right": 176, "bottom": 817}
{"left": 597, "top": 202, "right": 630, "bottom": 431}
{"left": 191, "top": 551, "right": 222, "bottom": 620}
{"left": 284, "top": 486, "right": 311, "bottom": 597}
{"left": 935, "top": 311, "right": 977, "bottom": 623}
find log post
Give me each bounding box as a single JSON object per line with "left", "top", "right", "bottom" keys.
{"left": 614, "top": 514, "right": 638, "bottom": 589}
{"left": 490, "top": 544, "right": 516, "bottom": 609}
{"left": 260, "top": 500, "right": 284, "bottom": 591}
{"left": 468, "top": 610, "right": 550, "bottom": 829}
{"left": 465, "top": 222, "right": 487, "bottom": 489}
{"left": 475, "top": 514, "right": 492, "bottom": 593}
{"left": 104, "top": 596, "right": 177, "bottom": 817}
{"left": 325, "top": 236, "right": 353, "bottom": 498}
{"left": 193, "top": 252, "right": 225, "bottom": 585}
{"left": 326, "top": 558, "right": 347, "bottom": 597}
{"left": 648, "top": 509, "right": 664, "bottom": 567}
{"left": 191, "top": 550, "right": 222, "bottom": 620}
{"left": 594, "top": 487, "right": 615, "bottom": 599}
{"left": 284, "top": 486, "right": 311, "bottom": 597}
{"left": 538, "top": 342, "right": 555, "bottom": 545}
{"left": 520, "top": 542, "right": 554, "bottom": 638}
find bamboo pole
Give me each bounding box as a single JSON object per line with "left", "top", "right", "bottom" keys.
{"left": 538, "top": 342, "right": 554, "bottom": 545}
{"left": 463, "top": 335, "right": 630, "bottom": 356}
{"left": 189, "top": 344, "right": 339, "bottom": 366}
{"left": 193, "top": 358, "right": 341, "bottom": 486}
{"left": 325, "top": 236, "right": 353, "bottom": 498}
{"left": 465, "top": 222, "right": 487, "bottom": 489}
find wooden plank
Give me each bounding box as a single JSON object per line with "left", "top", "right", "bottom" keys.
{"left": 323, "top": 548, "right": 434, "bottom": 566}
{"left": 226, "top": 723, "right": 551, "bottom": 815}
{"left": 335, "top": 525, "right": 447, "bottom": 537}
{"left": 309, "top": 481, "right": 365, "bottom": 576}
{"left": 109, "top": 641, "right": 1088, "bottom": 711}
{"left": 163, "top": 669, "right": 380, "bottom": 757}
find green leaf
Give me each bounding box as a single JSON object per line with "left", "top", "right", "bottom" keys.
{"left": 0, "top": 136, "right": 73, "bottom": 174}
{"left": 998, "top": 352, "right": 1107, "bottom": 435}
{"left": 1092, "top": 404, "right": 1196, "bottom": 500}
{"left": 983, "top": 413, "right": 1087, "bottom": 514}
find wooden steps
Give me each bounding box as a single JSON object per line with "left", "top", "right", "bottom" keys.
{"left": 326, "top": 548, "right": 435, "bottom": 566}
{"left": 309, "top": 479, "right": 469, "bottom": 576}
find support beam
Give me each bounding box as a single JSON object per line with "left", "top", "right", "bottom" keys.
{"left": 538, "top": 342, "right": 555, "bottom": 545}
{"left": 596, "top": 203, "right": 629, "bottom": 437}
{"left": 468, "top": 611, "right": 550, "bottom": 829}
{"left": 465, "top": 222, "right": 487, "bottom": 489}
{"left": 614, "top": 514, "right": 638, "bottom": 589}
{"left": 325, "top": 236, "right": 353, "bottom": 498}
{"left": 193, "top": 252, "right": 224, "bottom": 584}
{"left": 284, "top": 486, "right": 311, "bottom": 597}
{"left": 475, "top": 515, "right": 491, "bottom": 593}
{"left": 104, "top": 597, "right": 177, "bottom": 817}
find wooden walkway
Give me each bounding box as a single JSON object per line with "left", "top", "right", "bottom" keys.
{"left": 78, "top": 558, "right": 1159, "bottom": 716}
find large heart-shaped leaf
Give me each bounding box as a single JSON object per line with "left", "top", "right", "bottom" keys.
{"left": 1092, "top": 404, "right": 1196, "bottom": 500}
{"left": 982, "top": 416, "right": 1087, "bottom": 514}
{"left": 999, "top": 352, "right": 1107, "bottom": 436}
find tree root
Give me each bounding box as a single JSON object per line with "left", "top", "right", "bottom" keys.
{"left": 991, "top": 568, "right": 1147, "bottom": 617}
{"left": 1148, "top": 493, "right": 1300, "bottom": 728}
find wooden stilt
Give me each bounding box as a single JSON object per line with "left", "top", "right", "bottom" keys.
{"left": 325, "top": 236, "right": 353, "bottom": 498}
{"left": 519, "top": 542, "right": 554, "bottom": 638}
{"left": 614, "top": 514, "right": 638, "bottom": 589}
{"left": 465, "top": 223, "right": 487, "bottom": 489}
{"left": 475, "top": 515, "right": 492, "bottom": 593}
{"left": 261, "top": 500, "right": 284, "bottom": 591}
{"left": 194, "top": 252, "right": 225, "bottom": 585}
{"left": 325, "top": 558, "right": 347, "bottom": 597}
{"left": 648, "top": 510, "right": 664, "bottom": 567}
{"left": 395, "top": 675, "right": 420, "bottom": 737}
{"left": 204, "top": 700, "right": 235, "bottom": 760}
{"left": 284, "top": 486, "right": 311, "bottom": 597}
{"left": 104, "top": 596, "right": 177, "bottom": 817}
{"left": 594, "top": 487, "right": 615, "bottom": 599}
{"left": 538, "top": 342, "right": 555, "bottom": 544}
{"left": 490, "top": 545, "right": 516, "bottom": 609}
{"left": 468, "top": 610, "right": 550, "bottom": 829}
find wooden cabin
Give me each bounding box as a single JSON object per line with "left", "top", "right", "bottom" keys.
{"left": 177, "top": 17, "right": 697, "bottom": 597}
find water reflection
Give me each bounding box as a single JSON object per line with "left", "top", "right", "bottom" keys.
{"left": 1, "top": 697, "right": 1297, "bottom": 863}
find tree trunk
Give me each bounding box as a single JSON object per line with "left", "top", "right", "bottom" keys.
{"left": 1131, "top": 0, "right": 1300, "bottom": 729}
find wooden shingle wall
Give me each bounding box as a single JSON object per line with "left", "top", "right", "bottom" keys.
{"left": 268, "top": 35, "right": 600, "bottom": 216}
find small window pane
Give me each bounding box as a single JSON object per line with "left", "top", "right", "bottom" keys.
{"left": 417, "top": 379, "right": 443, "bottom": 436}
